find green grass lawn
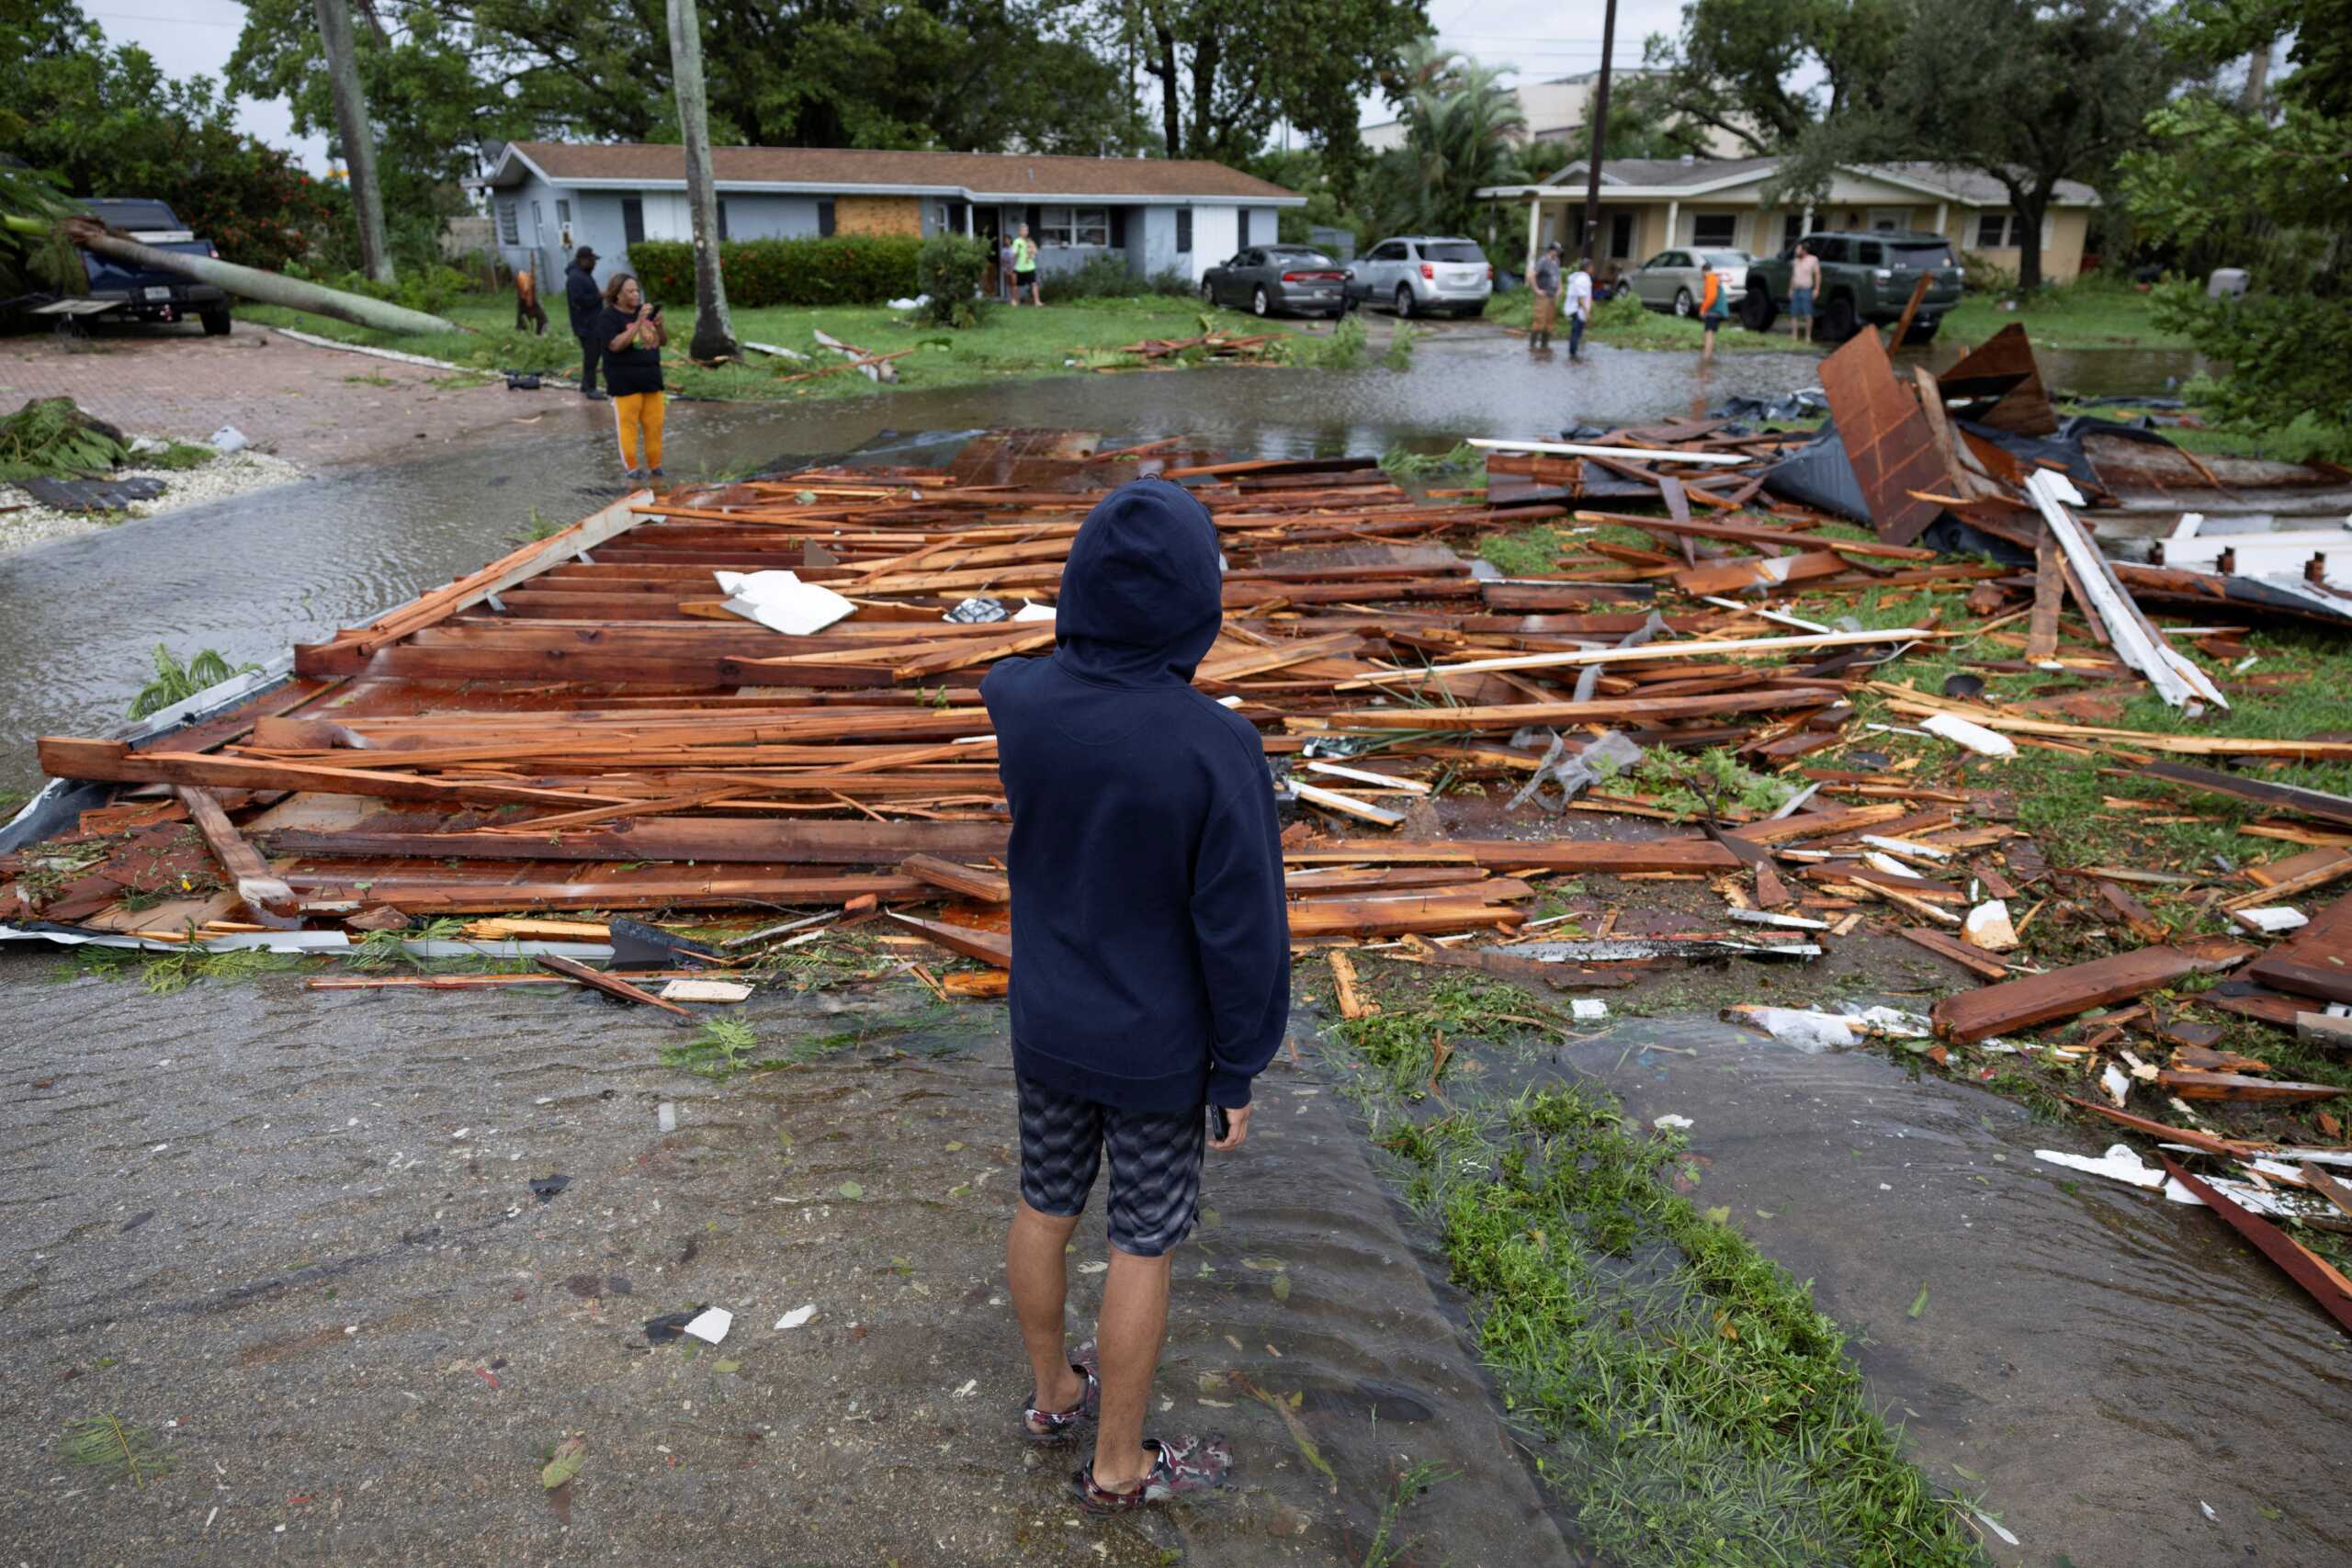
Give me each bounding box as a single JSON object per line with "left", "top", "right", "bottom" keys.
{"left": 1939, "top": 277, "right": 2197, "bottom": 352}
{"left": 1487, "top": 288, "right": 1782, "bottom": 353}
{"left": 238, "top": 291, "right": 1303, "bottom": 401}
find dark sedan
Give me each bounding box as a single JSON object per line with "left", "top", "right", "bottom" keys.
{"left": 1200, "top": 246, "right": 1349, "bottom": 318}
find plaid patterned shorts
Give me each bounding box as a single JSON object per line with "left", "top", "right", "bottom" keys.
{"left": 1017, "top": 1077, "right": 1205, "bottom": 1258}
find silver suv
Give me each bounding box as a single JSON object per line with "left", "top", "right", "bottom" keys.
{"left": 1347, "top": 235, "right": 1495, "bottom": 319}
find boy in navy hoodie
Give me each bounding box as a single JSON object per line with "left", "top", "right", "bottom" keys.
{"left": 981, "top": 476, "right": 1289, "bottom": 1512}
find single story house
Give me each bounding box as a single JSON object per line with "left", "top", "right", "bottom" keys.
{"left": 471, "top": 141, "right": 1303, "bottom": 293}
{"left": 1476, "top": 157, "right": 2099, "bottom": 284}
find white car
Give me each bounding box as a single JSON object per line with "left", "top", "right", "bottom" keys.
{"left": 1346, "top": 235, "right": 1494, "bottom": 319}
{"left": 1628, "top": 248, "right": 1751, "bottom": 317}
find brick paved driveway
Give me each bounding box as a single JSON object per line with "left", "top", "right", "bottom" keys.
{"left": 0, "top": 317, "right": 582, "bottom": 468}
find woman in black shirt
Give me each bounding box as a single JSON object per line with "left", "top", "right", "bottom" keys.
{"left": 596, "top": 274, "right": 667, "bottom": 480}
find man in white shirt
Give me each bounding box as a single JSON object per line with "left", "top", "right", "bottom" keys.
{"left": 1564, "top": 257, "right": 1595, "bottom": 361}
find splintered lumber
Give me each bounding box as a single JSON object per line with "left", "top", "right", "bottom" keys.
{"left": 1670, "top": 551, "right": 1849, "bottom": 597}
{"left": 1466, "top": 438, "right": 1748, "bottom": 466}
{"left": 2245, "top": 892, "right": 2352, "bottom": 1003}
{"left": 1281, "top": 838, "right": 1739, "bottom": 873}
{"left": 1817, "top": 329, "right": 1948, "bottom": 544}
{"left": 1871, "top": 690, "right": 2352, "bottom": 761}
{"left": 1930, "top": 946, "right": 2231, "bottom": 1042}
{"left": 899, "top": 853, "right": 1011, "bottom": 903}
{"left": 262, "top": 819, "right": 1009, "bottom": 864}
{"left": 1568, "top": 510, "right": 1938, "bottom": 561}
{"left": 2156, "top": 1069, "right": 2345, "bottom": 1103}
{"left": 1333, "top": 629, "right": 1932, "bottom": 689}
{"left": 1328, "top": 951, "right": 1374, "bottom": 1019}
{"left": 173, "top": 784, "right": 296, "bottom": 925}
{"left": 885, "top": 908, "right": 1012, "bottom": 967}
{"left": 2027, "top": 533, "right": 2064, "bottom": 660}
{"left": 2160, "top": 1155, "right": 2352, "bottom": 1337}
{"left": 2026, "top": 470, "right": 2227, "bottom": 710}
{"left": 40, "top": 738, "right": 621, "bottom": 810}
{"left": 1894, "top": 925, "right": 2011, "bottom": 980}
{"left": 1307, "top": 687, "right": 1846, "bottom": 731}
{"left": 536, "top": 953, "right": 695, "bottom": 1018}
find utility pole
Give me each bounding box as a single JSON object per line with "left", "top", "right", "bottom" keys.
{"left": 668, "top": 0, "right": 739, "bottom": 361}
{"left": 1581, "top": 0, "right": 1620, "bottom": 263}
{"left": 314, "top": 0, "right": 393, "bottom": 284}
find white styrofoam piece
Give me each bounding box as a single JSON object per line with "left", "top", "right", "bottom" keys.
{"left": 1920, "top": 711, "right": 2018, "bottom": 758}
{"left": 684, "top": 1307, "right": 732, "bottom": 1344}
{"left": 713, "top": 569, "right": 854, "bottom": 636}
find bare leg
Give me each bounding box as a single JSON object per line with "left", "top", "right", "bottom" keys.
{"left": 1090, "top": 1245, "right": 1173, "bottom": 1491}
{"left": 1008, "top": 1200, "right": 1086, "bottom": 1413}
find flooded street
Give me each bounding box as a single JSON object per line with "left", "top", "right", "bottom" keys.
{"left": 1523, "top": 1018, "right": 2352, "bottom": 1562}
{"left": 0, "top": 962, "right": 1571, "bottom": 1565}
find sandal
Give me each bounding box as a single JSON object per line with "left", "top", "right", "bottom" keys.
{"left": 1070, "top": 1434, "right": 1233, "bottom": 1513}
{"left": 1020, "top": 1338, "right": 1100, "bottom": 1444}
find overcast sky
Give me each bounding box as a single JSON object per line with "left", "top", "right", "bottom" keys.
{"left": 88, "top": 0, "right": 1689, "bottom": 167}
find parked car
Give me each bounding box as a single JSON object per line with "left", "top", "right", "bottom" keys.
{"left": 1626, "top": 248, "right": 1751, "bottom": 317}
{"left": 1200, "top": 245, "right": 1349, "bottom": 318}
{"left": 1345, "top": 235, "right": 1494, "bottom": 319}
{"left": 74, "top": 197, "right": 232, "bottom": 334}
{"left": 1740, "top": 231, "right": 1964, "bottom": 343}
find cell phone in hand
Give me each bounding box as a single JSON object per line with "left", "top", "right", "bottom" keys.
{"left": 1209, "top": 1105, "right": 1230, "bottom": 1142}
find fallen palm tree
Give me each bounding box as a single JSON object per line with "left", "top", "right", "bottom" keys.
{"left": 57, "top": 216, "right": 464, "bottom": 336}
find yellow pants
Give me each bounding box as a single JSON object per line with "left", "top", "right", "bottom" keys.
{"left": 613, "top": 390, "right": 665, "bottom": 471}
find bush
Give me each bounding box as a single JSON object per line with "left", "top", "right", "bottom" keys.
{"left": 1143, "top": 267, "right": 1197, "bottom": 298}
{"left": 628, "top": 236, "right": 923, "bottom": 309}
{"left": 1954, "top": 249, "right": 2016, "bottom": 293}
{"left": 1048, "top": 253, "right": 1149, "bottom": 300}
{"left": 915, "top": 234, "right": 989, "bottom": 327}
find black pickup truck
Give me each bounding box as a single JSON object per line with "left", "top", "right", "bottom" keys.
{"left": 73, "top": 197, "right": 232, "bottom": 334}
{"left": 1739, "top": 231, "right": 1963, "bottom": 344}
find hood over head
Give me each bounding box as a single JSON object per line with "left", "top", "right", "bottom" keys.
{"left": 1052, "top": 478, "right": 1223, "bottom": 685}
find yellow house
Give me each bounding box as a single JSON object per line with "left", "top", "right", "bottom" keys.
{"left": 1476, "top": 157, "right": 2098, "bottom": 286}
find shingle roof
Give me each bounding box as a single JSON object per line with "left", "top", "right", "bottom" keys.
{"left": 1524, "top": 156, "right": 2098, "bottom": 205}
{"left": 492, "top": 141, "right": 1299, "bottom": 202}
{"left": 1867, "top": 162, "right": 2099, "bottom": 207}
{"left": 1539, "top": 156, "right": 1781, "bottom": 188}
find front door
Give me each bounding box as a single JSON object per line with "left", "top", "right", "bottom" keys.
{"left": 977, "top": 210, "right": 1001, "bottom": 295}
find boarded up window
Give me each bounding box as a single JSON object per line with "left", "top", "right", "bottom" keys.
{"left": 498, "top": 199, "right": 519, "bottom": 244}
{"left": 1176, "top": 208, "right": 1192, "bottom": 253}
{"left": 1238, "top": 209, "right": 1251, "bottom": 247}
{"left": 622, "top": 197, "right": 645, "bottom": 246}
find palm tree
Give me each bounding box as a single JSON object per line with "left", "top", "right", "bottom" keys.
{"left": 1378, "top": 47, "right": 1528, "bottom": 241}
{"left": 668, "top": 0, "right": 739, "bottom": 362}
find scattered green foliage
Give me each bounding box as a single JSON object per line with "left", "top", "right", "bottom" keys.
{"left": 1625, "top": 746, "right": 1801, "bottom": 821}
{"left": 1274, "top": 312, "right": 1368, "bottom": 370}
{"left": 1378, "top": 440, "right": 1482, "bottom": 479}
{"left": 60, "top": 1414, "right": 174, "bottom": 1486}
{"left": 1476, "top": 522, "right": 1567, "bottom": 578}
{"left": 1382, "top": 321, "right": 1417, "bottom": 371}
{"left": 128, "top": 645, "right": 259, "bottom": 719}
{"left": 347, "top": 917, "right": 469, "bottom": 971}
{"left": 662, "top": 1018, "right": 763, "bottom": 1079}
{"left": 1361, "top": 1460, "right": 1455, "bottom": 1568}
{"left": 139, "top": 945, "right": 303, "bottom": 995}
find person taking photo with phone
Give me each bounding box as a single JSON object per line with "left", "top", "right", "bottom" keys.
{"left": 981, "top": 477, "right": 1289, "bottom": 1513}
{"left": 596, "top": 273, "right": 667, "bottom": 482}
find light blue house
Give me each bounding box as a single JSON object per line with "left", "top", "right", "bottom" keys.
{"left": 474, "top": 141, "right": 1303, "bottom": 296}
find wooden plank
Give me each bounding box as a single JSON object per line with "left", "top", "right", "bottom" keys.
{"left": 172, "top": 784, "right": 298, "bottom": 925}
{"left": 1333, "top": 628, "right": 1933, "bottom": 689}
{"left": 40, "top": 738, "right": 619, "bottom": 810}
{"left": 264, "top": 818, "right": 1009, "bottom": 865}
{"left": 2096, "top": 879, "right": 2168, "bottom": 943}
{"left": 1894, "top": 925, "right": 2012, "bottom": 980}
{"left": 286, "top": 872, "right": 925, "bottom": 913}
{"left": 536, "top": 953, "right": 695, "bottom": 1017}
{"left": 1281, "top": 837, "right": 1739, "bottom": 873}
{"left": 884, "top": 908, "right": 1012, "bottom": 968}
{"left": 1329, "top": 951, "right": 1374, "bottom": 1019}
{"left": 2027, "top": 532, "right": 2064, "bottom": 660}
{"left": 2159, "top": 1155, "right": 2352, "bottom": 1338}
{"left": 2143, "top": 760, "right": 2352, "bottom": 831}
{"left": 1306, "top": 686, "right": 1847, "bottom": 732}
{"left": 1568, "top": 509, "right": 1938, "bottom": 562}
{"left": 2156, "top": 1069, "right": 2345, "bottom": 1103}
{"left": 1931, "top": 946, "right": 2224, "bottom": 1043}
{"left": 1885, "top": 271, "right": 1933, "bottom": 349}
{"left": 1669, "top": 550, "right": 1849, "bottom": 598}
{"left": 2302, "top": 1164, "right": 2352, "bottom": 1224}
{"left": 900, "top": 852, "right": 1011, "bottom": 903}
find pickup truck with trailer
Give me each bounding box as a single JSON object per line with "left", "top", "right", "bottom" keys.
{"left": 1738, "top": 231, "right": 1963, "bottom": 344}
{"left": 62, "top": 197, "right": 233, "bottom": 334}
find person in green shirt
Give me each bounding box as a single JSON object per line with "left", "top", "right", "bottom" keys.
{"left": 1012, "top": 223, "right": 1041, "bottom": 307}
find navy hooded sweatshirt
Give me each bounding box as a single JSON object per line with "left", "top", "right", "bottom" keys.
{"left": 981, "top": 478, "right": 1289, "bottom": 1111}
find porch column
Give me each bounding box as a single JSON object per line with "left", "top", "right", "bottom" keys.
{"left": 1525, "top": 195, "right": 1542, "bottom": 276}
{"left": 1934, "top": 201, "right": 1949, "bottom": 237}
{"left": 1666, "top": 198, "right": 1679, "bottom": 249}
{"left": 966, "top": 202, "right": 975, "bottom": 237}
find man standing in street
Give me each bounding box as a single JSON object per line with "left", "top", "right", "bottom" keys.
{"left": 1564, "top": 255, "right": 1594, "bottom": 361}
{"left": 565, "top": 246, "right": 607, "bottom": 400}
{"left": 1012, "top": 222, "right": 1041, "bottom": 307}
{"left": 1528, "top": 240, "right": 1561, "bottom": 351}
{"left": 1790, "top": 242, "right": 1820, "bottom": 346}
{"left": 982, "top": 478, "right": 1289, "bottom": 1514}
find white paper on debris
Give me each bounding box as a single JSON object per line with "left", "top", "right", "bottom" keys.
{"left": 775, "top": 1303, "right": 817, "bottom": 1330}
{"left": 683, "top": 1307, "right": 732, "bottom": 1344}
{"left": 714, "top": 570, "right": 854, "bottom": 636}
{"left": 1012, "top": 601, "right": 1057, "bottom": 622}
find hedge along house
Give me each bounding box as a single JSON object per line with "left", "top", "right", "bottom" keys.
{"left": 1476, "top": 157, "right": 2099, "bottom": 287}
{"left": 473, "top": 141, "right": 1302, "bottom": 297}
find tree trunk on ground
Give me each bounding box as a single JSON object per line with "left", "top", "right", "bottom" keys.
{"left": 313, "top": 0, "right": 394, "bottom": 286}
{"left": 62, "top": 220, "right": 462, "bottom": 333}
{"left": 667, "top": 0, "right": 737, "bottom": 362}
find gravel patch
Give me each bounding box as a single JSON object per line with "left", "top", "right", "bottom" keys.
{"left": 0, "top": 446, "right": 305, "bottom": 556}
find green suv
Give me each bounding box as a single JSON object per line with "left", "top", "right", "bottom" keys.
{"left": 1740, "top": 231, "right": 1964, "bottom": 343}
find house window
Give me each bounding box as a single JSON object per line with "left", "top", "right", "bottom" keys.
{"left": 1976, "top": 211, "right": 2019, "bottom": 248}
{"left": 622, "top": 197, "right": 645, "bottom": 246}
{"left": 1867, "top": 207, "right": 1909, "bottom": 232}
{"left": 497, "top": 199, "right": 518, "bottom": 244}
{"left": 817, "top": 199, "right": 836, "bottom": 238}
{"left": 1690, "top": 211, "right": 1737, "bottom": 249}
{"left": 1237, "top": 209, "right": 1251, "bottom": 247}
{"left": 530, "top": 199, "right": 543, "bottom": 239}
{"left": 1781, "top": 212, "right": 1805, "bottom": 254}
{"left": 717, "top": 199, "right": 729, "bottom": 243}
{"left": 1176, "top": 209, "right": 1192, "bottom": 254}
{"left": 1038, "top": 205, "right": 1109, "bottom": 247}
{"left": 556, "top": 199, "right": 571, "bottom": 225}
{"left": 1609, "top": 210, "right": 1634, "bottom": 261}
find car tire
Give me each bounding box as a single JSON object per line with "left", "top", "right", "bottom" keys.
{"left": 200, "top": 308, "right": 232, "bottom": 337}
{"left": 1821, "top": 294, "right": 1859, "bottom": 342}
{"left": 1456, "top": 303, "right": 1486, "bottom": 319}
{"left": 1739, "top": 291, "right": 1777, "bottom": 333}
{"left": 1673, "top": 288, "right": 1694, "bottom": 318}
{"left": 1394, "top": 285, "right": 1415, "bottom": 319}
{"left": 1200, "top": 279, "right": 1216, "bottom": 304}
{"left": 1252, "top": 286, "right": 1270, "bottom": 317}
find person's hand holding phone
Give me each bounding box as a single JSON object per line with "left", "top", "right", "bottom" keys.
{"left": 1208, "top": 1103, "right": 1251, "bottom": 1152}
